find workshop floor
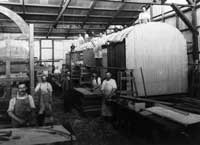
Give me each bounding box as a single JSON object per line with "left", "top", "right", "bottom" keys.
{"left": 53, "top": 98, "right": 150, "bottom": 145}
{"left": 53, "top": 97, "right": 198, "bottom": 145}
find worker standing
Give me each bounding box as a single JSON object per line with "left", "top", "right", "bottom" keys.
{"left": 62, "top": 71, "right": 72, "bottom": 112}
{"left": 138, "top": 6, "right": 151, "bottom": 24}
{"left": 101, "top": 72, "right": 117, "bottom": 121}
{"left": 91, "top": 72, "right": 101, "bottom": 92}
{"left": 7, "top": 82, "right": 36, "bottom": 128}
{"left": 35, "top": 75, "right": 53, "bottom": 126}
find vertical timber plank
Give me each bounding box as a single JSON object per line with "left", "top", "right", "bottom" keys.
{"left": 29, "top": 24, "right": 34, "bottom": 96}
{"left": 52, "top": 39, "right": 55, "bottom": 68}
{"left": 6, "top": 38, "right": 10, "bottom": 78}
{"left": 150, "top": 5, "right": 153, "bottom": 21}
{"left": 176, "top": 14, "right": 180, "bottom": 29}
{"left": 39, "top": 39, "right": 42, "bottom": 65}
{"left": 192, "top": 1, "right": 199, "bottom": 61}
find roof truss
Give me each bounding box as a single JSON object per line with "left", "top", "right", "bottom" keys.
{"left": 0, "top": 0, "right": 192, "bottom": 38}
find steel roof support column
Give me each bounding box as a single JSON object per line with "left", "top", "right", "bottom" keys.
{"left": 192, "top": 0, "right": 199, "bottom": 61}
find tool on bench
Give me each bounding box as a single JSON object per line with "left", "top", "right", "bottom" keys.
{"left": 0, "top": 131, "right": 21, "bottom": 141}
{"left": 35, "top": 123, "right": 75, "bottom": 142}
{"left": 0, "top": 131, "right": 12, "bottom": 137}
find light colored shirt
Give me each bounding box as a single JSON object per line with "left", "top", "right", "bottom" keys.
{"left": 43, "top": 70, "right": 49, "bottom": 76}
{"left": 54, "top": 69, "right": 61, "bottom": 74}
{"left": 7, "top": 94, "right": 35, "bottom": 112}
{"left": 101, "top": 79, "right": 117, "bottom": 96}
{"left": 35, "top": 82, "right": 53, "bottom": 93}
{"left": 92, "top": 77, "right": 101, "bottom": 88}
{"left": 138, "top": 12, "right": 150, "bottom": 23}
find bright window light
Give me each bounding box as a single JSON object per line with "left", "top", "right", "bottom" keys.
{"left": 166, "top": 0, "right": 187, "bottom": 4}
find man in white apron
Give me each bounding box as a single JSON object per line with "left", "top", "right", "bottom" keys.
{"left": 101, "top": 72, "right": 117, "bottom": 120}
{"left": 35, "top": 75, "right": 53, "bottom": 126}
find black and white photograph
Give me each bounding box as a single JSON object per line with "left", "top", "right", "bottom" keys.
{"left": 0, "top": 0, "right": 199, "bottom": 145}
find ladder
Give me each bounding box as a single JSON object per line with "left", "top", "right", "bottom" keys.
{"left": 117, "top": 70, "right": 138, "bottom": 97}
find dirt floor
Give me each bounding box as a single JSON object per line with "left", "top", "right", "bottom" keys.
{"left": 52, "top": 97, "right": 200, "bottom": 145}
{"left": 53, "top": 97, "right": 150, "bottom": 145}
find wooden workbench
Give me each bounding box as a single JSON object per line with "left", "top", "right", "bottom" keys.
{"left": 73, "top": 87, "right": 103, "bottom": 116}
{"left": 111, "top": 99, "right": 200, "bottom": 144}
{"left": 0, "top": 125, "right": 76, "bottom": 145}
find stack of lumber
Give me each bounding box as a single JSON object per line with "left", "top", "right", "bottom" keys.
{"left": 150, "top": 96, "right": 200, "bottom": 114}
{"left": 146, "top": 106, "right": 200, "bottom": 126}
{"left": 116, "top": 95, "right": 200, "bottom": 116}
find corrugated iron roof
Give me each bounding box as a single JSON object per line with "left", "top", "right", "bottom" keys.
{"left": 0, "top": 0, "right": 145, "bottom": 37}
{"left": 0, "top": 0, "right": 192, "bottom": 38}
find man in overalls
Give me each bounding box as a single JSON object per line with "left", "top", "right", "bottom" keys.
{"left": 35, "top": 75, "right": 53, "bottom": 126}
{"left": 101, "top": 72, "right": 117, "bottom": 121}
{"left": 7, "top": 82, "right": 36, "bottom": 128}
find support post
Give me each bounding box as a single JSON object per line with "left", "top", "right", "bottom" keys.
{"left": 161, "top": 6, "right": 165, "bottom": 22}
{"left": 175, "top": 14, "right": 180, "bottom": 29}
{"left": 171, "top": 3, "right": 199, "bottom": 35}
{"left": 6, "top": 38, "right": 10, "bottom": 78}
{"left": 39, "top": 39, "right": 42, "bottom": 65}
{"left": 192, "top": 1, "right": 199, "bottom": 61}
{"left": 150, "top": 4, "right": 153, "bottom": 20}
{"left": 52, "top": 39, "right": 55, "bottom": 68}
{"left": 29, "top": 24, "right": 34, "bottom": 96}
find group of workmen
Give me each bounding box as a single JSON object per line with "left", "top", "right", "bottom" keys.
{"left": 7, "top": 75, "right": 53, "bottom": 128}
{"left": 7, "top": 70, "right": 117, "bottom": 128}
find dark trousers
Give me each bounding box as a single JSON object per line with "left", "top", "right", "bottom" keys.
{"left": 37, "top": 113, "right": 45, "bottom": 126}
{"left": 63, "top": 91, "right": 72, "bottom": 112}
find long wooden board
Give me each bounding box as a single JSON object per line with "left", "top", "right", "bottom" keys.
{"left": 0, "top": 125, "right": 76, "bottom": 145}
{"left": 146, "top": 106, "right": 200, "bottom": 126}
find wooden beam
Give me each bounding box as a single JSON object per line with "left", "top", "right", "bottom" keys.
{"left": 0, "top": 19, "right": 133, "bottom": 25}
{"left": 0, "top": 2, "right": 142, "bottom": 13}
{"left": 175, "top": 14, "right": 180, "bottom": 29}
{"left": 171, "top": 3, "right": 199, "bottom": 35}
{"left": 15, "top": 12, "right": 136, "bottom": 19}
{"left": 6, "top": 38, "right": 10, "bottom": 78}
{"left": 96, "top": 0, "right": 193, "bottom": 7}
{"left": 22, "top": 0, "right": 26, "bottom": 14}
{"left": 47, "top": 0, "right": 71, "bottom": 38}
{"left": 153, "top": 4, "right": 200, "bottom": 21}
{"left": 186, "top": 0, "right": 193, "bottom": 5}
{"left": 39, "top": 39, "right": 42, "bottom": 65}
{"left": 29, "top": 24, "right": 34, "bottom": 96}
{"left": 150, "top": 5, "right": 153, "bottom": 20}
{"left": 0, "top": 25, "right": 106, "bottom": 32}
{"left": 192, "top": 1, "right": 199, "bottom": 61}
{"left": 82, "top": 0, "right": 97, "bottom": 28}
{"left": 52, "top": 40, "right": 55, "bottom": 67}
{"left": 0, "top": 5, "right": 29, "bottom": 35}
